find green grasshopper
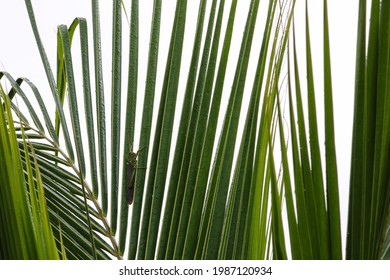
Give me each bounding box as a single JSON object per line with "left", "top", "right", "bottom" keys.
{"left": 126, "top": 146, "right": 146, "bottom": 205}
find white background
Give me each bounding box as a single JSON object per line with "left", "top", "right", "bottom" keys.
{"left": 1, "top": 260, "right": 389, "bottom": 279}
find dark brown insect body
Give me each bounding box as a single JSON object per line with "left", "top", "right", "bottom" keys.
{"left": 126, "top": 151, "right": 139, "bottom": 205}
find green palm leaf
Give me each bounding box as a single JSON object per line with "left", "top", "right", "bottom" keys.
{"left": 0, "top": 85, "right": 59, "bottom": 260}
{"left": 3, "top": 0, "right": 388, "bottom": 261}
{"left": 14, "top": 0, "right": 289, "bottom": 260}
{"left": 347, "top": 0, "right": 390, "bottom": 260}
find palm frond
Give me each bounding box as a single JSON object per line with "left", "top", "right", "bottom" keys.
{"left": 272, "top": 0, "right": 342, "bottom": 260}
{"left": 5, "top": 0, "right": 385, "bottom": 261}
{"left": 0, "top": 84, "right": 59, "bottom": 260}
{"left": 347, "top": 0, "right": 390, "bottom": 260}
{"left": 28, "top": 0, "right": 286, "bottom": 259}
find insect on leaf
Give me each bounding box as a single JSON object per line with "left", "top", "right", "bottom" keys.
{"left": 126, "top": 151, "right": 138, "bottom": 205}
{"left": 126, "top": 147, "right": 146, "bottom": 205}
